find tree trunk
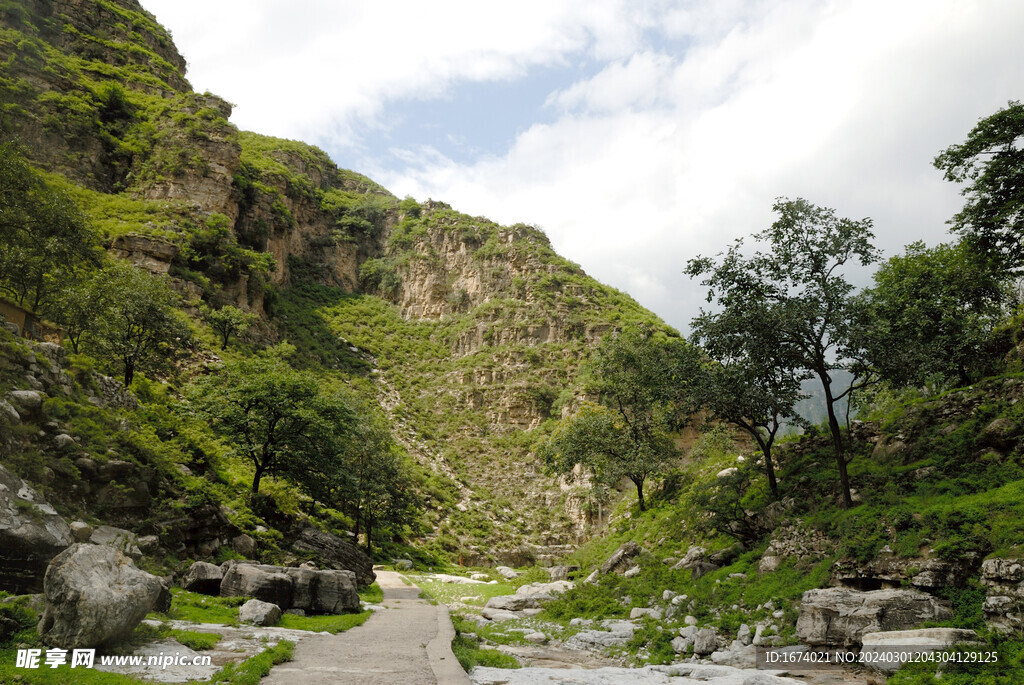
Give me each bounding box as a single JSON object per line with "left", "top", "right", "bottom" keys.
{"left": 632, "top": 476, "right": 646, "bottom": 511}
{"left": 752, "top": 431, "right": 779, "bottom": 500}
{"left": 817, "top": 369, "right": 853, "bottom": 508}
{"left": 123, "top": 359, "right": 135, "bottom": 388}
{"left": 251, "top": 464, "right": 264, "bottom": 493}
{"left": 364, "top": 519, "right": 373, "bottom": 556}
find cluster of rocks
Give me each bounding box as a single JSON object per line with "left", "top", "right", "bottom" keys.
{"left": 182, "top": 559, "right": 360, "bottom": 620}
{"left": 795, "top": 587, "right": 952, "bottom": 647}
{"left": 480, "top": 581, "right": 574, "bottom": 623}
{"left": 832, "top": 547, "right": 973, "bottom": 591}
{"left": 757, "top": 523, "right": 835, "bottom": 574}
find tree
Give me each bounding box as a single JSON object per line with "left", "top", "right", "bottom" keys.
{"left": 686, "top": 198, "right": 879, "bottom": 508}
{"left": 90, "top": 262, "right": 189, "bottom": 387}
{"left": 189, "top": 348, "right": 326, "bottom": 493}
{"left": 934, "top": 100, "right": 1024, "bottom": 270}
{"left": 0, "top": 142, "right": 99, "bottom": 311}
{"left": 48, "top": 271, "right": 110, "bottom": 354}
{"left": 287, "top": 398, "right": 417, "bottom": 555}
{"left": 537, "top": 325, "right": 700, "bottom": 511}
{"left": 853, "top": 240, "right": 1011, "bottom": 389}
{"left": 689, "top": 303, "right": 807, "bottom": 499}
{"left": 204, "top": 304, "right": 257, "bottom": 349}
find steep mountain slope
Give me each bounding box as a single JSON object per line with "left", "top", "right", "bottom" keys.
{"left": 0, "top": 0, "right": 672, "bottom": 561}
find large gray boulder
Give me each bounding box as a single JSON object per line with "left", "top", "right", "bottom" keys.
{"left": 796, "top": 587, "right": 952, "bottom": 647}
{"left": 239, "top": 599, "right": 281, "bottom": 626}
{"left": 600, "top": 541, "right": 642, "bottom": 575}
{"left": 0, "top": 464, "right": 72, "bottom": 593}
{"left": 291, "top": 527, "right": 376, "bottom": 587}
{"left": 283, "top": 567, "right": 359, "bottom": 614}
{"left": 181, "top": 561, "right": 223, "bottom": 595}
{"left": 220, "top": 563, "right": 293, "bottom": 608}
{"left": 38, "top": 544, "right": 164, "bottom": 648}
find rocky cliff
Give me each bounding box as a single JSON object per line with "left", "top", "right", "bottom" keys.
{"left": 0, "top": 0, "right": 675, "bottom": 561}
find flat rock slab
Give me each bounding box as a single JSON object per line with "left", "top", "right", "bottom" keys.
{"left": 93, "top": 621, "right": 319, "bottom": 683}
{"left": 263, "top": 570, "right": 469, "bottom": 685}
{"left": 471, "top": 664, "right": 801, "bottom": 684}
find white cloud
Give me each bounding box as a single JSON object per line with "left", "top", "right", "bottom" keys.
{"left": 141, "top": 0, "right": 1024, "bottom": 333}
{"left": 378, "top": 0, "right": 1024, "bottom": 331}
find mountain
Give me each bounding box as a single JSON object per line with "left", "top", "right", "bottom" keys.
{"left": 0, "top": 0, "right": 674, "bottom": 564}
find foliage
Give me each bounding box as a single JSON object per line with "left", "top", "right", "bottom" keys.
{"left": 0, "top": 142, "right": 100, "bottom": 310}
{"left": 277, "top": 610, "right": 371, "bottom": 633}
{"left": 203, "top": 304, "right": 257, "bottom": 350}
{"left": 538, "top": 325, "right": 700, "bottom": 510}
{"left": 450, "top": 615, "right": 521, "bottom": 671}
{"left": 934, "top": 100, "right": 1024, "bottom": 271}
{"left": 208, "top": 640, "right": 294, "bottom": 685}
{"left": 188, "top": 347, "right": 352, "bottom": 493}
{"left": 689, "top": 303, "right": 808, "bottom": 499}
{"left": 86, "top": 261, "right": 190, "bottom": 387}
{"left": 686, "top": 198, "right": 879, "bottom": 507}
{"left": 854, "top": 240, "right": 1012, "bottom": 389}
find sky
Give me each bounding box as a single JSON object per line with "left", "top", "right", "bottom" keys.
{"left": 139, "top": 0, "right": 1024, "bottom": 334}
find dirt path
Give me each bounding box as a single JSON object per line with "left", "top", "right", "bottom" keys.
{"left": 262, "top": 571, "right": 470, "bottom": 685}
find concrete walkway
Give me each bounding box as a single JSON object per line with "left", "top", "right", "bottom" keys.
{"left": 262, "top": 570, "right": 470, "bottom": 685}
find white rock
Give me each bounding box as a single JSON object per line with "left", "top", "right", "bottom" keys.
{"left": 630, "top": 607, "right": 663, "bottom": 620}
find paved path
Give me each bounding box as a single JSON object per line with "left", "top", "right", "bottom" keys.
{"left": 263, "top": 571, "right": 470, "bottom": 684}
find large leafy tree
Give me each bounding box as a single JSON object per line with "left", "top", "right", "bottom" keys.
{"left": 853, "top": 241, "right": 1011, "bottom": 389}
{"left": 934, "top": 100, "right": 1024, "bottom": 270}
{"left": 0, "top": 142, "right": 99, "bottom": 311}
{"left": 538, "top": 325, "right": 700, "bottom": 511}
{"left": 686, "top": 198, "right": 879, "bottom": 508}
{"left": 189, "top": 348, "right": 326, "bottom": 493}
{"left": 89, "top": 262, "right": 189, "bottom": 387}
{"left": 689, "top": 304, "right": 807, "bottom": 500}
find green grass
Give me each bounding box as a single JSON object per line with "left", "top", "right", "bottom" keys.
{"left": 358, "top": 582, "right": 384, "bottom": 604}
{"left": 409, "top": 574, "right": 514, "bottom": 607}
{"left": 167, "top": 628, "right": 221, "bottom": 650}
{"left": 449, "top": 616, "right": 521, "bottom": 672}
{"left": 277, "top": 611, "right": 371, "bottom": 633}
{"left": 207, "top": 640, "right": 294, "bottom": 685}
{"left": 149, "top": 589, "right": 246, "bottom": 625}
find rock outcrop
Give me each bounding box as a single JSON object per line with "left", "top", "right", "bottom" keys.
{"left": 0, "top": 464, "right": 72, "bottom": 593}
{"left": 38, "top": 544, "right": 164, "bottom": 648}
{"left": 980, "top": 557, "right": 1024, "bottom": 631}
{"left": 795, "top": 587, "right": 952, "bottom": 647}
{"left": 860, "top": 628, "right": 979, "bottom": 673}
{"left": 181, "top": 561, "right": 223, "bottom": 595}
{"left": 292, "top": 527, "right": 375, "bottom": 587}
{"left": 219, "top": 561, "right": 359, "bottom": 614}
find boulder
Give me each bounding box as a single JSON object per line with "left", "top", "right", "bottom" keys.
{"left": 495, "top": 566, "right": 519, "bottom": 579}
{"left": 795, "top": 588, "right": 952, "bottom": 647}
{"left": 565, "top": 619, "right": 637, "bottom": 650}
{"left": 7, "top": 390, "right": 43, "bottom": 414}
{"left": 220, "top": 564, "right": 293, "bottom": 608}
{"left": 38, "top": 544, "right": 164, "bottom": 648}
{"left": 600, "top": 541, "right": 642, "bottom": 575}
{"left": 285, "top": 567, "right": 359, "bottom": 614}
{"left": 231, "top": 534, "right": 257, "bottom": 558}
{"left": 182, "top": 561, "right": 223, "bottom": 595}
{"left": 486, "top": 594, "right": 540, "bottom": 612}
{"left": 671, "top": 635, "right": 692, "bottom": 654}
{"left": 291, "top": 527, "right": 375, "bottom": 587}
{"left": 481, "top": 608, "right": 521, "bottom": 622}
{"left": 673, "top": 546, "right": 718, "bottom": 579}
{"left": 0, "top": 464, "right": 72, "bottom": 593}
{"left": 516, "top": 581, "right": 573, "bottom": 598}
{"left": 239, "top": 599, "right": 281, "bottom": 626}
{"left": 89, "top": 526, "right": 142, "bottom": 558}
{"left": 547, "top": 565, "right": 576, "bottom": 581}
{"left": 693, "top": 628, "right": 719, "bottom": 655}
{"left": 0, "top": 399, "right": 19, "bottom": 423}
{"left": 630, "top": 607, "right": 663, "bottom": 620}
{"left": 69, "top": 522, "right": 92, "bottom": 543}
